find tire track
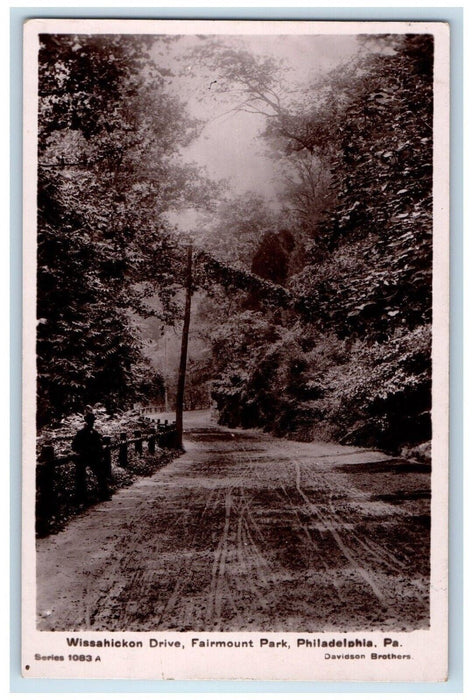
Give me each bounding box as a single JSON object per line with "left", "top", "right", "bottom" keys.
{"left": 37, "top": 414, "right": 430, "bottom": 632}
{"left": 154, "top": 473, "right": 222, "bottom": 628}
{"left": 299, "top": 464, "right": 408, "bottom": 573}
{"left": 277, "top": 484, "right": 348, "bottom": 604}
{"left": 206, "top": 488, "right": 233, "bottom": 627}
{"left": 286, "top": 452, "right": 408, "bottom": 575}
{"left": 286, "top": 459, "right": 399, "bottom": 605}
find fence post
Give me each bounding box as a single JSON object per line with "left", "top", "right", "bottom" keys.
{"left": 37, "top": 444, "right": 57, "bottom": 532}
{"left": 171, "top": 421, "right": 178, "bottom": 449}
{"left": 39, "top": 444, "right": 56, "bottom": 489}
{"left": 148, "top": 433, "right": 156, "bottom": 455}
{"left": 134, "top": 430, "right": 143, "bottom": 455}
{"left": 119, "top": 432, "right": 128, "bottom": 467}
{"left": 103, "top": 436, "right": 112, "bottom": 479}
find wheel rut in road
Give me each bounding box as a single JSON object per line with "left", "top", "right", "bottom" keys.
{"left": 36, "top": 417, "right": 430, "bottom": 631}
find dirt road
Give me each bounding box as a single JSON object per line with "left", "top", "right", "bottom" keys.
{"left": 37, "top": 411, "right": 430, "bottom": 632}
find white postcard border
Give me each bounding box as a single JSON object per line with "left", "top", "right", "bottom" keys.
{"left": 21, "top": 18, "right": 450, "bottom": 683}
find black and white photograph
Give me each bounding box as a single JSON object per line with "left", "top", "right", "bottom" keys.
{"left": 22, "top": 19, "right": 449, "bottom": 681}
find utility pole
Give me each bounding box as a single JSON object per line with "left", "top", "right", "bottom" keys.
{"left": 175, "top": 244, "right": 193, "bottom": 449}
{"left": 163, "top": 333, "right": 169, "bottom": 413}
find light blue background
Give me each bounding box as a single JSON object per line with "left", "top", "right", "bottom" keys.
{"left": 10, "top": 6, "right": 463, "bottom": 693}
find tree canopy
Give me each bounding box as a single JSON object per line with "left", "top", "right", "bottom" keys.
{"left": 201, "top": 34, "right": 434, "bottom": 450}
{"left": 37, "top": 34, "right": 207, "bottom": 424}
{"left": 37, "top": 32, "right": 435, "bottom": 454}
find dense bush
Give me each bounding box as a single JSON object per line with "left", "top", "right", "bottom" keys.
{"left": 209, "top": 36, "right": 433, "bottom": 454}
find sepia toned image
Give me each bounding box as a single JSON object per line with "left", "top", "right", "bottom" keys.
{"left": 22, "top": 19, "right": 449, "bottom": 681}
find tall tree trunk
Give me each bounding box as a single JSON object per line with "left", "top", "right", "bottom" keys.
{"left": 175, "top": 245, "right": 193, "bottom": 449}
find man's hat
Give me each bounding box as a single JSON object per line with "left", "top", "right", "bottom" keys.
{"left": 84, "top": 406, "right": 95, "bottom": 422}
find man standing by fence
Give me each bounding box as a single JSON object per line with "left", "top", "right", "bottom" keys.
{"left": 72, "top": 410, "right": 110, "bottom": 504}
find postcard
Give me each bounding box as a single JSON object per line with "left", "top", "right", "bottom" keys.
{"left": 22, "top": 18, "right": 449, "bottom": 681}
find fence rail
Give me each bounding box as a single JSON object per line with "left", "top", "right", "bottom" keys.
{"left": 36, "top": 420, "right": 179, "bottom": 535}
{"left": 137, "top": 404, "right": 167, "bottom": 415}
{"left": 37, "top": 420, "right": 177, "bottom": 467}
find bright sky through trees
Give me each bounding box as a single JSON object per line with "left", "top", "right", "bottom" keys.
{"left": 155, "top": 34, "right": 364, "bottom": 229}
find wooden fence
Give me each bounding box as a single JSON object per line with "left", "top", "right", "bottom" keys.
{"left": 36, "top": 420, "right": 178, "bottom": 534}
{"left": 136, "top": 403, "right": 167, "bottom": 415}
{"left": 137, "top": 402, "right": 211, "bottom": 415}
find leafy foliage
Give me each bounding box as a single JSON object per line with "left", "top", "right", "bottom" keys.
{"left": 197, "top": 192, "right": 278, "bottom": 268}
{"left": 37, "top": 33, "right": 435, "bottom": 454}
{"left": 297, "top": 35, "right": 433, "bottom": 339}
{"left": 37, "top": 34, "right": 205, "bottom": 425}
{"left": 208, "top": 34, "right": 434, "bottom": 452}
{"left": 194, "top": 249, "right": 293, "bottom": 310}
